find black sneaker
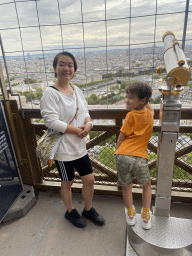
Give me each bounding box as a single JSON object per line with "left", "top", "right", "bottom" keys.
{"left": 65, "top": 209, "right": 86, "bottom": 228}
{"left": 82, "top": 207, "right": 105, "bottom": 226}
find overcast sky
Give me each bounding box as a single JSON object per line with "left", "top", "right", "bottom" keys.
{"left": 0, "top": 0, "right": 191, "bottom": 55}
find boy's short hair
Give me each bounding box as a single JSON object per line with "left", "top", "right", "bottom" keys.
{"left": 125, "top": 81, "right": 152, "bottom": 104}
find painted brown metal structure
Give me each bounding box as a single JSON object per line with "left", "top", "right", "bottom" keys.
{"left": 1, "top": 99, "right": 192, "bottom": 202}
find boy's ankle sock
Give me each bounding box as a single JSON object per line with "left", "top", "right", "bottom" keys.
{"left": 142, "top": 207, "right": 150, "bottom": 220}
{"left": 127, "top": 205, "right": 135, "bottom": 216}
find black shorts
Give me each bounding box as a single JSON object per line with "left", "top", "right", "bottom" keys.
{"left": 55, "top": 154, "right": 93, "bottom": 182}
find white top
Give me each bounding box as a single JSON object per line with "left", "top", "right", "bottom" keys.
{"left": 40, "top": 86, "right": 90, "bottom": 161}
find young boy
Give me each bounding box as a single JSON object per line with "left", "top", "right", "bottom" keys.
{"left": 115, "top": 81, "right": 154, "bottom": 229}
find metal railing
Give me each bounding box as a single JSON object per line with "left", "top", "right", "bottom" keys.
{"left": 21, "top": 107, "right": 192, "bottom": 196}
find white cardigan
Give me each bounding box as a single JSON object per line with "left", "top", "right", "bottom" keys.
{"left": 40, "top": 86, "right": 90, "bottom": 161}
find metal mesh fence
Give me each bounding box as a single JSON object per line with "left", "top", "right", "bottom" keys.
{"left": 0, "top": 0, "right": 192, "bottom": 108}
{"left": 0, "top": 0, "right": 192, "bottom": 193}
{"left": 173, "top": 132, "right": 192, "bottom": 192}
{"left": 38, "top": 126, "right": 192, "bottom": 193}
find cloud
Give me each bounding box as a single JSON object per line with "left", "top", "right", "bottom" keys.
{"left": 0, "top": 0, "right": 191, "bottom": 55}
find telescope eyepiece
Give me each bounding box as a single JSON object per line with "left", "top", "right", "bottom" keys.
{"left": 178, "top": 59, "right": 185, "bottom": 67}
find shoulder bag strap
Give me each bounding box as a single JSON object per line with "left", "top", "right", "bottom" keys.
{"left": 69, "top": 85, "right": 79, "bottom": 124}
{"left": 49, "top": 86, "right": 59, "bottom": 91}
{"left": 49, "top": 85, "right": 79, "bottom": 124}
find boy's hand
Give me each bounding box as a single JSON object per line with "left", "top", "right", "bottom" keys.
{"left": 116, "top": 132, "right": 126, "bottom": 150}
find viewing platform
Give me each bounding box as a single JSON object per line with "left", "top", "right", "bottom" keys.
{"left": 0, "top": 99, "right": 192, "bottom": 256}
{"left": 1, "top": 1, "right": 192, "bottom": 255}
{"left": 0, "top": 189, "right": 191, "bottom": 256}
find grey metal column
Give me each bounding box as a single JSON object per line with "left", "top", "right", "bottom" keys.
{"left": 182, "top": 0, "right": 190, "bottom": 50}
{"left": 153, "top": 91, "right": 181, "bottom": 217}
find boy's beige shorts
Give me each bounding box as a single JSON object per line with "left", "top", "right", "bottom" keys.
{"left": 116, "top": 154, "right": 150, "bottom": 186}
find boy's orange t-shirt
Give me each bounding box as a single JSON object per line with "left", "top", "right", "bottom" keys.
{"left": 115, "top": 109, "right": 154, "bottom": 159}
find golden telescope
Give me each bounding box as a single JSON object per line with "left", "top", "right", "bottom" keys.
{"left": 157, "top": 31, "right": 191, "bottom": 90}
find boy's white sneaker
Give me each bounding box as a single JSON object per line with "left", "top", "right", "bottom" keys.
{"left": 141, "top": 208, "right": 152, "bottom": 230}
{"left": 125, "top": 206, "right": 136, "bottom": 226}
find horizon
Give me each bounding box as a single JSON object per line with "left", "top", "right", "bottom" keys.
{"left": 2, "top": 44, "right": 192, "bottom": 59}
{"left": 0, "top": 0, "right": 191, "bottom": 58}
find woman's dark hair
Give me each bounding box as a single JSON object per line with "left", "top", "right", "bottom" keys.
{"left": 125, "top": 81, "right": 152, "bottom": 104}
{"left": 53, "top": 51, "right": 77, "bottom": 77}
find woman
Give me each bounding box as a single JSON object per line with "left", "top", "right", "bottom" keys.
{"left": 40, "top": 51, "right": 105, "bottom": 228}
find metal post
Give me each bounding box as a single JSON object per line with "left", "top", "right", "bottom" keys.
{"left": 0, "top": 34, "right": 23, "bottom": 109}
{"left": 0, "top": 34, "right": 12, "bottom": 95}
{"left": 0, "top": 60, "right": 8, "bottom": 100}
{"left": 153, "top": 89, "right": 181, "bottom": 216}
{"left": 182, "top": 0, "right": 190, "bottom": 50}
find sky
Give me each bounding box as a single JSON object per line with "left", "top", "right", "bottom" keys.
{"left": 0, "top": 0, "right": 192, "bottom": 56}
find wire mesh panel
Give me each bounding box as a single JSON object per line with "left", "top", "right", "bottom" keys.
{"left": 38, "top": 128, "right": 192, "bottom": 191}
{"left": 0, "top": 0, "right": 192, "bottom": 109}
{"left": 173, "top": 132, "right": 192, "bottom": 192}
{"left": 87, "top": 128, "right": 117, "bottom": 186}
{"left": 0, "top": 0, "right": 192, "bottom": 195}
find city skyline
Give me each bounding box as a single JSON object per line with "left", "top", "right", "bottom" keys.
{"left": 0, "top": 0, "right": 191, "bottom": 57}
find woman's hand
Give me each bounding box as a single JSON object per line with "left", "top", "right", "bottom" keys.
{"left": 77, "top": 123, "right": 92, "bottom": 139}
{"left": 65, "top": 124, "right": 83, "bottom": 135}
